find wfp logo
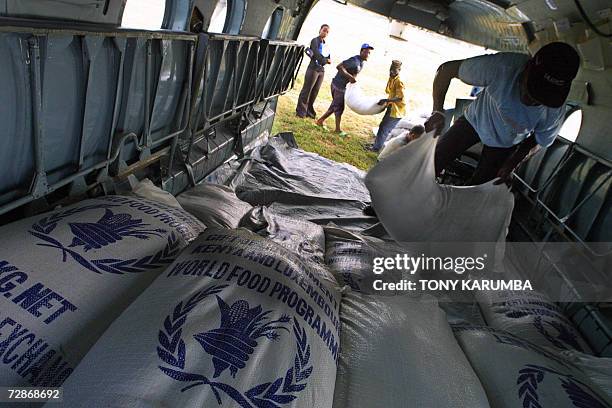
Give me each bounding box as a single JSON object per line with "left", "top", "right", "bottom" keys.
{"left": 157, "top": 286, "right": 313, "bottom": 408}
{"left": 67, "top": 208, "right": 165, "bottom": 251}
{"left": 29, "top": 204, "right": 179, "bottom": 275}
{"left": 517, "top": 364, "right": 610, "bottom": 408}
{"left": 195, "top": 296, "right": 291, "bottom": 378}
{"left": 495, "top": 303, "right": 584, "bottom": 352}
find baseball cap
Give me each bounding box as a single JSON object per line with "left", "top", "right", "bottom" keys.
{"left": 526, "top": 42, "right": 580, "bottom": 108}
{"left": 361, "top": 43, "right": 374, "bottom": 50}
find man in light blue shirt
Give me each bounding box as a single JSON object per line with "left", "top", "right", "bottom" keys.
{"left": 425, "top": 42, "right": 580, "bottom": 185}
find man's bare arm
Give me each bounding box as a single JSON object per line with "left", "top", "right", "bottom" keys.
{"left": 336, "top": 63, "right": 356, "bottom": 83}
{"left": 432, "top": 60, "right": 462, "bottom": 112}
{"left": 425, "top": 60, "right": 463, "bottom": 133}
{"left": 494, "top": 136, "right": 539, "bottom": 185}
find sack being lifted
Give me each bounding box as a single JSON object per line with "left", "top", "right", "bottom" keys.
{"left": 365, "top": 131, "right": 514, "bottom": 242}
{"left": 345, "top": 83, "right": 387, "bottom": 116}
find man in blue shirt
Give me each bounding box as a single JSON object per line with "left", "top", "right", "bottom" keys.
{"left": 424, "top": 42, "right": 580, "bottom": 185}
{"left": 316, "top": 44, "right": 374, "bottom": 137}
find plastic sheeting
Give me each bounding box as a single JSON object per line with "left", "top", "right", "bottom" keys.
{"left": 344, "top": 83, "right": 387, "bottom": 116}
{"left": 454, "top": 326, "right": 612, "bottom": 408}
{"left": 365, "top": 131, "right": 514, "bottom": 242}
{"left": 56, "top": 228, "right": 341, "bottom": 408}
{"left": 269, "top": 200, "right": 376, "bottom": 232}
{"left": 239, "top": 206, "right": 327, "bottom": 266}
{"left": 229, "top": 135, "right": 370, "bottom": 205}
{"left": 206, "top": 134, "right": 374, "bottom": 232}
{"left": 334, "top": 292, "right": 490, "bottom": 408}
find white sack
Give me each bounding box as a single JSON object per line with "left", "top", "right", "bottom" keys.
{"left": 389, "top": 126, "right": 412, "bottom": 139}
{"left": 57, "top": 228, "right": 341, "bottom": 408}
{"left": 477, "top": 290, "right": 592, "bottom": 353}
{"left": 437, "top": 298, "right": 486, "bottom": 326}
{"left": 378, "top": 134, "right": 408, "bottom": 161}
{"left": 396, "top": 117, "right": 417, "bottom": 129}
{"left": 344, "top": 83, "right": 386, "bottom": 116}
{"left": 177, "top": 182, "right": 253, "bottom": 229}
{"left": 324, "top": 227, "right": 408, "bottom": 294}
{"left": 129, "top": 178, "right": 183, "bottom": 208}
{"left": 454, "top": 326, "right": 612, "bottom": 408}
{"left": 333, "top": 292, "right": 490, "bottom": 408}
{"left": 561, "top": 350, "right": 612, "bottom": 400}
{"left": 365, "top": 131, "right": 514, "bottom": 242}
{"left": 372, "top": 119, "right": 417, "bottom": 137}
{"left": 0, "top": 196, "right": 204, "bottom": 387}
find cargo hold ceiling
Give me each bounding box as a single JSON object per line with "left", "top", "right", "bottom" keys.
{"left": 343, "top": 0, "right": 612, "bottom": 52}
{"left": 0, "top": 0, "right": 126, "bottom": 26}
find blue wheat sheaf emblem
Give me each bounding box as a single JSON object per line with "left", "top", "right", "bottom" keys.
{"left": 157, "top": 287, "right": 313, "bottom": 408}
{"left": 517, "top": 364, "right": 611, "bottom": 408}
{"left": 195, "top": 296, "right": 291, "bottom": 378}
{"left": 29, "top": 204, "right": 178, "bottom": 275}
{"left": 496, "top": 303, "right": 584, "bottom": 351}
{"left": 67, "top": 209, "right": 166, "bottom": 251}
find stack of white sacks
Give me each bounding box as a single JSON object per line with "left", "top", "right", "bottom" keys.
{"left": 0, "top": 192, "right": 205, "bottom": 388}
{"left": 56, "top": 227, "right": 342, "bottom": 407}
{"left": 0, "top": 159, "right": 603, "bottom": 406}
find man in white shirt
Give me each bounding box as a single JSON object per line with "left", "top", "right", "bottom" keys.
{"left": 424, "top": 42, "right": 580, "bottom": 185}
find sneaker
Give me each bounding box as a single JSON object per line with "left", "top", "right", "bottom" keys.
{"left": 306, "top": 112, "right": 316, "bottom": 119}
{"left": 364, "top": 144, "right": 379, "bottom": 152}
{"left": 337, "top": 131, "right": 348, "bottom": 137}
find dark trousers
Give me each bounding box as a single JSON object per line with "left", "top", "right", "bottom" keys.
{"left": 373, "top": 109, "right": 401, "bottom": 151}
{"left": 434, "top": 116, "right": 516, "bottom": 185}
{"left": 296, "top": 67, "right": 324, "bottom": 117}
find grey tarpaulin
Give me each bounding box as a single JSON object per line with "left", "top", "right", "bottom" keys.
{"left": 239, "top": 206, "right": 327, "bottom": 266}
{"left": 268, "top": 199, "right": 377, "bottom": 232}
{"left": 202, "top": 133, "right": 374, "bottom": 233}
{"left": 226, "top": 134, "right": 370, "bottom": 207}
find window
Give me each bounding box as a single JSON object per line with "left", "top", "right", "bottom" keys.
{"left": 208, "top": 0, "right": 228, "bottom": 33}
{"left": 262, "top": 8, "right": 284, "bottom": 40}
{"left": 208, "top": 0, "right": 246, "bottom": 34}
{"left": 121, "top": 0, "right": 166, "bottom": 30}
{"left": 558, "top": 109, "right": 582, "bottom": 142}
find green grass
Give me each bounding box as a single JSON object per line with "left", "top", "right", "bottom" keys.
{"left": 271, "top": 37, "right": 477, "bottom": 171}
{"left": 272, "top": 73, "right": 383, "bottom": 171}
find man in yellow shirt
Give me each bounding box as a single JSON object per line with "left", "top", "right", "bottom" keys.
{"left": 368, "top": 60, "right": 406, "bottom": 152}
